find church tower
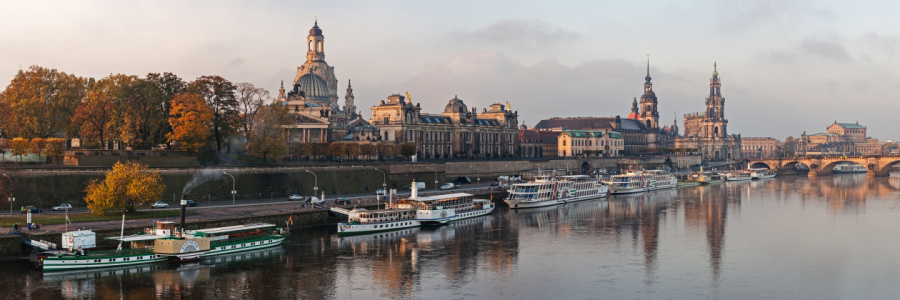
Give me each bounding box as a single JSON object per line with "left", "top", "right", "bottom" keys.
{"left": 344, "top": 80, "right": 356, "bottom": 117}
{"left": 705, "top": 62, "right": 727, "bottom": 138}
{"left": 307, "top": 19, "right": 325, "bottom": 63}
{"left": 639, "top": 56, "right": 660, "bottom": 129}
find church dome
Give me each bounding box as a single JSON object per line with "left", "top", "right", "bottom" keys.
{"left": 443, "top": 96, "right": 468, "bottom": 114}
{"left": 309, "top": 21, "right": 323, "bottom": 36}
{"left": 295, "top": 73, "right": 330, "bottom": 102}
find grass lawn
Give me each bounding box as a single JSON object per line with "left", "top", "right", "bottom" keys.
{"left": 0, "top": 210, "right": 195, "bottom": 227}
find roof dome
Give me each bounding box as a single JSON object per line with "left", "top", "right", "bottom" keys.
{"left": 309, "top": 21, "right": 323, "bottom": 36}
{"left": 295, "top": 73, "right": 330, "bottom": 102}
{"left": 443, "top": 96, "right": 468, "bottom": 114}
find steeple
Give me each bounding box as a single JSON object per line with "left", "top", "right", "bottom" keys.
{"left": 307, "top": 18, "right": 325, "bottom": 62}
{"left": 344, "top": 79, "right": 355, "bottom": 115}
{"left": 639, "top": 54, "right": 659, "bottom": 129}
{"left": 644, "top": 54, "right": 652, "bottom": 84}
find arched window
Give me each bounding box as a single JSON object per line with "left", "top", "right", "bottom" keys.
{"left": 317, "top": 41, "right": 323, "bottom": 52}
{"left": 714, "top": 127, "right": 719, "bottom": 135}
{"left": 308, "top": 40, "right": 313, "bottom": 51}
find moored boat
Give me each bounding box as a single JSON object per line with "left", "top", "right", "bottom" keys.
{"left": 748, "top": 168, "right": 776, "bottom": 179}
{"left": 676, "top": 173, "right": 702, "bottom": 187}
{"left": 336, "top": 208, "right": 420, "bottom": 235}
{"left": 698, "top": 172, "right": 726, "bottom": 184}
{"left": 721, "top": 170, "right": 752, "bottom": 181}
{"left": 505, "top": 175, "right": 608, "bottom": 209}
{"left": 604, "top": 170, "right": 677, "bottom": 195}
{"left": 187, "top": 223, "right": 289, "bottom": 256}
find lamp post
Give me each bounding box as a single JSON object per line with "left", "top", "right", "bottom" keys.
{"left": 223, "top": 172, "right": 236, "bottom": 206}
{"left": 304, "top": 170, "right": 319, "bottom": 199}
{"left": 425, "top": 166, "right": 438, "bottom": 191}
{"left": 374, "top": 168, "right": 387, "bottom": 207}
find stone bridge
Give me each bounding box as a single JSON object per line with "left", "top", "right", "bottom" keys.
{"left": 748, "top": 155, "right": 900, "bottom": 177}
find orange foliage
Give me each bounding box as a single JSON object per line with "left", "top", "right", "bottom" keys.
{"left": 166, "top": 92, "right": 213, "bottom": 152}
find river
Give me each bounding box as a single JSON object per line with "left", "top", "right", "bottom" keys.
{"left": 2, "top": 174, "right": 900, "bottom": 299}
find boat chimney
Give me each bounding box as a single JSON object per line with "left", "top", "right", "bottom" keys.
{"left": 180, "top": 194, "right": 187, "bottom": 233}
{"left": 411, "top": 179, "right": 418, "bottom": 199}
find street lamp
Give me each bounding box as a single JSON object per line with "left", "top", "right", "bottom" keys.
{"left": 469, "top": 165, "right": 480, "bottom": 186}
{"left": 425, "top": 166, "right": 438, "bottom": 191}
{"left": 304, "top": 170, "right": 319, "bottom": 199}
{"left": 374, "top": 168, "right": 388, "bottom": 207}
{"left": 223, "top": 172, "right": 236, "bottom": 206}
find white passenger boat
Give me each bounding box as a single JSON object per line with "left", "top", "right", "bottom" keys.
{"left": 392, "top": 184, "right": 494, "bottom": 225}
{"left": 721, "top": 171, "right": 752, "bottom": 181}
{"left": 187, "top": 223, "right": 289, "bottom": 256}
{"left": 604, "top": 170, "right": 677, "bottom": 195}
{"left": 748, "top": 168, "right": 776, "bottom": 179}
{"left": 337, "top": 208, "right": 420, "bottom": 235}
{"left": 833, "top": 163, "right": 866, "bottom": 174}
{"left": 504, "top": 175, "right": 608, "bottom": 209}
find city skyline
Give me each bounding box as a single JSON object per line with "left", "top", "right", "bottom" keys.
{"left": 1, "top": 1, "right": 898, "bottom": 141}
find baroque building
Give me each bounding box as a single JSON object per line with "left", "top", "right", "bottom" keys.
{"left": 797, "top": 121, "right": 884, "bottom": 155}
{"left": 675, "top": 63, "right": 742, "bottom": 161}
{"left": 278, "top": 20, "right": 369, "bottom": 143}
{"left": 370, "top": 94, "right": 518, "bottom": 158}
{"left": 557, "top": 129, "right": 624, "bottom": 157}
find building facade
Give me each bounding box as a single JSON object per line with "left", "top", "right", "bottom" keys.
{"left": 518, "top": 126, "right": 543, "bottom": 158}
{"left": 279, "top": 20, "right": 367, "bottom": 143}
{"left": 557, "top": 129, "right": 624, "bottom": 157}
{"left": 741, "top": 137, "right": 779, "bottom": 158}
{"left": 675, "top": 63, "right": 742, "bottom": 161}
{"left": 797, "top": 121, "right": 883, "bottom": 155}
{"left": 370, "top": 94, "right": 519, "bottom": 159}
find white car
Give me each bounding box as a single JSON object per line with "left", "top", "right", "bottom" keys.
{"left": 375, "top": 189, "right": 386, "bottom": 196}
{"left": 289, "top": 194, "right": 303, "bottom": 201}
{"left": 308, "top": 197, "right": 324, "bottom": 204}
{"left": 151, "top": 201, "right": 169, "bottom": 209}
{"left": 52, "top": 203, "right": 73, "bottom": 211}
{"left": 440, "top": 183, "right": 455, "bottom": 190}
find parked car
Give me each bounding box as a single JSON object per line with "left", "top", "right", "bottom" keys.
{"left": 308, "top": 197, "right": 324, "bottom": 204}
{"left": 334, "top": 198, "right": 352, "bottom": 205}
{"left": 151, "top": 201, "right": 169, "bottom": 209}
{"left": 490, "top": 181, "right": 500, "bottom": 186}
{"left": 22, "top": 206, "right": 42, "bottom": 214}
{"left": 183, "top": 200, "right": 199, "bottom": 207}
{"left": 375, "top": 189, "right": 386, "bottom": 196}
{"left": 52, "top": 203, "right": 73, "bottom": 211}
{"left": 289, "top": 194, "right": 303, "bottom": 201}
{"left": 440, "top": 183, "right": 455, "bottom": 190}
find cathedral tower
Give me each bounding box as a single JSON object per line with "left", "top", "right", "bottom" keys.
{"left": 639, "top": 56, "right": 660, "bottom": 129}
{"left": 344, "top": 80, "right": 356, "bottom": 117}
{"left": 307, "top": 19, "right": 325, "bottom": 63}
{"left": 705, "top": 62, "right": 727, "bottom": 138}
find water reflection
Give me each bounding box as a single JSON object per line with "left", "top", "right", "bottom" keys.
{"left": 3, "top": 176, "right": 900, "bottom": 299}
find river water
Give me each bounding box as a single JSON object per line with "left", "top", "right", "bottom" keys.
{"left": 3, "top": 174, "right": 900, "bottom": 299}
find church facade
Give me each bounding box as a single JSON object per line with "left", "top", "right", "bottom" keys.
{"left": 674, "top": 63, "right": 742, "bottom": 161}
{"left": 278, "top": 20, "right": 370, "bottom": 143}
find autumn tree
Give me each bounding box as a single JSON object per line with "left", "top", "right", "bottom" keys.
{"left": 0, "top": 66, "right": 87, "bottom": 138}
{"left": 28, "top": 138, "right": 47, "bottom": 164}
{"left": 0, "top": 139, "right": 8, "bottom": 163}
{"left": 45, "top": 138, "right": 66, "bottom": 165}
{"left": 189, "top": 76, "right": 238, "bottom": 153}
{"left": 84, "top": 161, "right": 165, "bottom": 214}
{"left": 246, "top": 103, "right": 290, "bottom": 163}
{"left": 236, "top": 82, "right": 269, "bottom": 140}
{"left": 71, "top": 91, "right": 115, "bottom": 148}
{"left": 377, "top": 144, "right": 392, "bottom": 161}
{"left": 329, "top": 143, "right": 345, "bottom": 160}
{"left": 146, "top": 72, "right": 186, "bottom": 146}
{"left": 167, "top": 92, "right": 213, "bottom": 152}
{"left": 360, "top": 144, "right": 375, "bottom": 161}
{"left": 400, "top": 143, "right": 417, "bottom": 159}
{"left": 112, "top": 75, "right": 167, "bottom": 149}
{"left": 344, "top": 143, "right": 360, "bottom": 160}
{"left": 9, "top": 138, "right": 29, "bottom": 164}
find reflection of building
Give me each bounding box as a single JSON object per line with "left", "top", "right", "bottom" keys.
{"left": 675, "top": 63, "right": 742, "bottom": 161}
{"left": 797, "top": 121, "right": 884, "bottom": 155}
{"left": 556, "top": 129, "right": 624, "bottom": 157}
{"left": 370, "top": 95, "right": 519, "bottom": 158}
{"left": 279, "top": 20, "right": 368, "bottom": 143}
{"left": 741, "top": 137, "right": 779, "bottom": 158}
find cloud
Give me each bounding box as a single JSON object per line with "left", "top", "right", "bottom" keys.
{"left": 226, "top": 57, "right": 246, "bottom": 68}
{"left": 456, "top": 19, "right": 581, "bottom": 48}
{"left": 711, "top": 0, "right": 831, "bottom": 31}
{"left": 799, "top": 39, "right": 851, "bottom": 62}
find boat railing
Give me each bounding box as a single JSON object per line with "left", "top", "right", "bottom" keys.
{"left": 84, "top": 248, "right": 155, "bottom": 257}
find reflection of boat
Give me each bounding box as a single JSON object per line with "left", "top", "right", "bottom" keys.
{"left": 833, "top": 163, "right": 866, "bottom": 174}
{"left": 336, "top": 227, "right": 420, "bottom": 246}
{"left": 505, "top": 174, "right": 608, "bottom": 209}
{"left": 604, "top": 170, "right": 677, "bottom": 194}
{"left": 749, "top": 168, "right": 776, "bottom": 179}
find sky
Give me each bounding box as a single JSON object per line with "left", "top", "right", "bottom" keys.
{"left": 1, "top": 0, "right": 898, "bottom": 141}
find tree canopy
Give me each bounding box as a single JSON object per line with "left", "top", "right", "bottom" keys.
{"left": 190, "top": 76, "right": 237, "bottom": 153}
{"left": 84, "top": 161, "right": 165, "bottom": 214}
{"left": 167, "top": 92, "right": 213, "bottom": 152}
{"left": 246, "top": 102, "right": 290, "bottom": 163}
{"left": 0, "top": 66, "right": 87, "bottom": 138}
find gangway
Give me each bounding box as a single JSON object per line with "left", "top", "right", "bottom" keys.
{"left": 329, "top": 207, "right": 352, "bottom": 216}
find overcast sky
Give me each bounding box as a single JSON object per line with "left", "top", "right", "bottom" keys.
{"left": 2, "top": 0, "right": 898, "bottom": 141}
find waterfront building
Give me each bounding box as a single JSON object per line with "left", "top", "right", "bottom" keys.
{"left": 556, "top": 129, "right": 624, "bottom": 157}
{"left": 518, "top": 125, "right": 544, "bottom": 158}
{"left": 369, "top": 94, "right": 518, "bottom": 159}
{"left": 278, "top": 20, "right": 367, "bottom": 143}
{"left": 741, "top": 137, "right": 779, "bottom": 158}
{"left": 674, "top": 63, "right": 742, "bottom": 161}
{"left": 797, "top": 121, "right": 884, "bottom": 155}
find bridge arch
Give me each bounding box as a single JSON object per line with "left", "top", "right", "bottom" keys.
{"left": 580, "top": 161, "right": 591, "bottom": 175}
{"left": 820, "top": 160, "right": 866, "bottom": 175}
{"left": 875, "top": 158, "right": 900, "bottom": 177}
{"left": 750, "top": 162, "right": 773, "bottom": 169}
